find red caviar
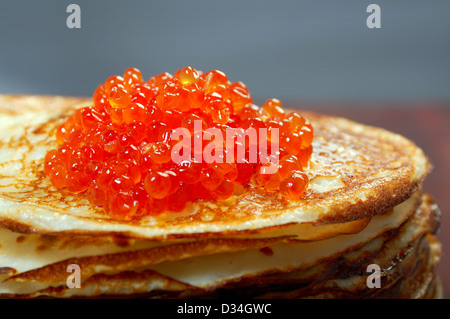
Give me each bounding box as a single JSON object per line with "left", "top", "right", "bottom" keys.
{"left": 44, "top": 67, "right": 314, "bottom": 219}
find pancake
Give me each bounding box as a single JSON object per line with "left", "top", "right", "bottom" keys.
{"left": 0, "top": 193, "right": 440, "bottom": 298}
{"left": 0, "top": 95, "right": 441, "bottom": 299}
{"left": 0, "top": 95, "right": 430, "bottom": 238}
{"left": 0, "top": 192, "right": 417, "bottom": 286}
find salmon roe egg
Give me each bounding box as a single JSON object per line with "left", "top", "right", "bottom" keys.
{"left": 279, "top": 170, "right": 309, "bottom": 201}
{"left": 44, "top": 67, "right": 314, "bottom": 219}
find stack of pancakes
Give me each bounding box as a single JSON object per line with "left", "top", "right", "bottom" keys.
{"left": 0, "top": 95, "right": 442, "bottom": 298}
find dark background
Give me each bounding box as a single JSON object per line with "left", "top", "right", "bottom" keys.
{"left": 0, "top": 0, "right": 449, "bottom": 297}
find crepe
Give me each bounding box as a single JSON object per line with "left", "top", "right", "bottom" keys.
{"left": 0, "top": 193, "right": 440, "bottom": 298}
{"left": 0, "top": 95, "right": 429, "bottom": 237}
{"left": 0, "top": 95, "right": 441, "bottom": 298}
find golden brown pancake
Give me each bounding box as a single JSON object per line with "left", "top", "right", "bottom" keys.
{"left": 0, "top": 95, "right": 441, "bottom": 299}
{"left": 0, "top": 95, "right": 430, "bottom": 239}
{"left": 0, "top": 193, "right": 440, "bottom": 298}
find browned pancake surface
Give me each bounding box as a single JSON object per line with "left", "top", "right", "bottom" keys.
{"left": 0, "top": 95, "right": 431, "bottom": 239}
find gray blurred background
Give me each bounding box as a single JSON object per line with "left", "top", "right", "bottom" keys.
{"left": 0, "top": 0, "right": 449, "bottom": 104}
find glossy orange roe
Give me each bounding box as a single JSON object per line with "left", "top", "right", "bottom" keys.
{"left": 44, "top": 67, "right": 313, "bottom": 220}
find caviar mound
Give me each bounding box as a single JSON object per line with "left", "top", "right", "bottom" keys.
{"left": 44, "top": 67, "right": 314, "bottom": 220}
